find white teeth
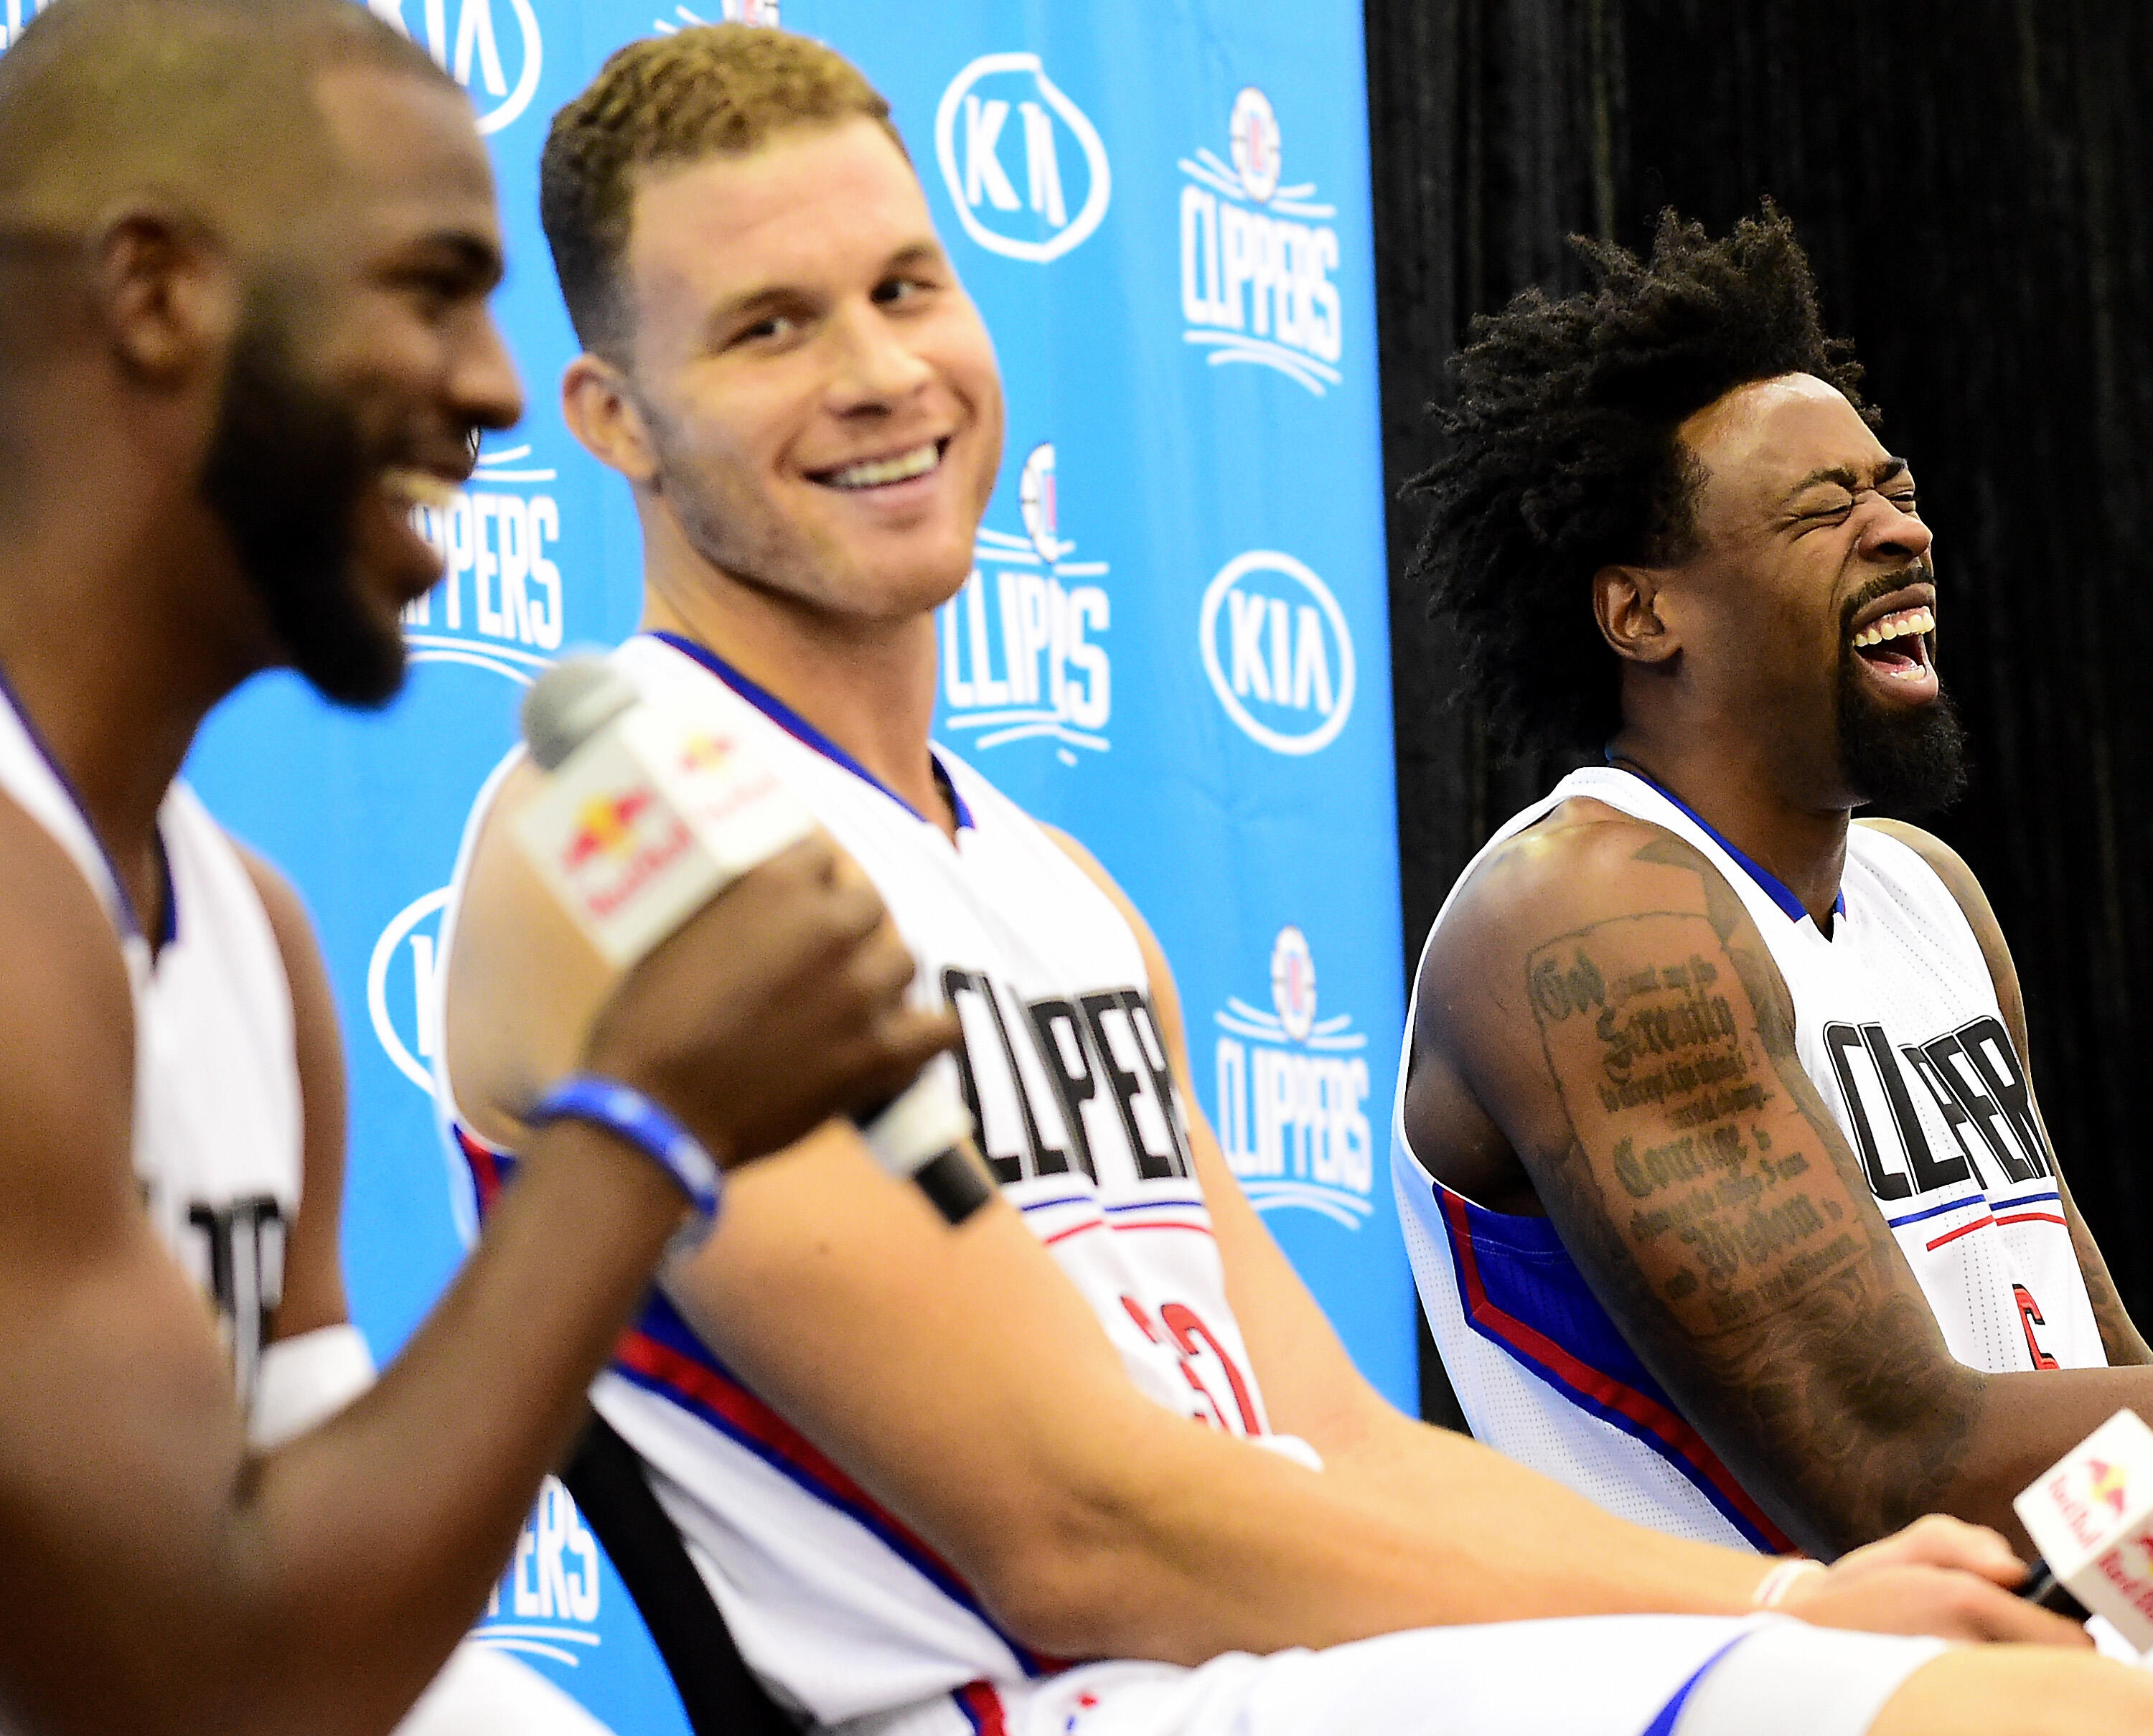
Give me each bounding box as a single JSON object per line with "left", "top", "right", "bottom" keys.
{"left": 821, "top": 442, "right": 939, "bottom": 490}
{"left": 1853, "top": 606, "right": 1936, "bottom": 649}
{"left": 380, "top": 467, "right": 457, "bottom": 510}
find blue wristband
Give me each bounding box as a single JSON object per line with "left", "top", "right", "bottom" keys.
{"left": 528, "top": 1075, "right": 722, "bottom": 1243}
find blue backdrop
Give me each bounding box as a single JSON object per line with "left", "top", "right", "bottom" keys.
{"left": 177, "top": 1, "right": 1407, "bottom": 1727}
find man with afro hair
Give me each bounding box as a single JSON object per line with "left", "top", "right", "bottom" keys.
{"left": 1394, "top": 205, "right": 2153, "bottom": 1584}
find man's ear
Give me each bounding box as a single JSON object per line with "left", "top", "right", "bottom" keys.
{"left": 1593, "top": 563, "right": 1681, "bottom": 668}
{"left": 90, "top": 208, "right": 237, "bottom": 387}
{"left": 561, "top": 351, "right": 659, "bottom": 486}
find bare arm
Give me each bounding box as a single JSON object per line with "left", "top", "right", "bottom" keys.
{"left": 1412, "top": 805, "right": 2153, "bottom": 1559}
{"left": 0, "top": 791, "right": 952, "bottom": 1736}
{"left": 1862, "top": 820, "right": 2153, "bottom": 1366}
{"left": 452, "top": 800, "right": 2070, "bottom": 1669}
{"left": 235, "top": 846, "right": 350, "bottom": 1344}
{"left": 1046, "top": 830, "right": 2078, "bottom": 1648}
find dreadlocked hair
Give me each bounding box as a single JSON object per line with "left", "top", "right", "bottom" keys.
{"left": 1405, "top": 202, "right": 1873, "bottom": 756}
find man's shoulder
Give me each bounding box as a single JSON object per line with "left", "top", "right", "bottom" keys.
{"left": 1852, "top": 817, "right": 1983, "bottom": 911}
{"left": 1435, "top": 795, "right": 1719, "bottom": 947}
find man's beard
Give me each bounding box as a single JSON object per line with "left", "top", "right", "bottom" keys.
{"left": 198, "top": 288, "right": 407, "bottom": 708}
{"left": 1837, "top": 647, "right": 1969, "bottom": 817}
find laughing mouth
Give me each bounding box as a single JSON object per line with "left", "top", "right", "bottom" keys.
{"left": 1849, "top": 604, "right": 1936, "bottom": 680}
{"left": 811, "top": 440, "right": 945, "bottom": 491}
{"left": 377, "top": 466, "right": 459, "bottom": 510}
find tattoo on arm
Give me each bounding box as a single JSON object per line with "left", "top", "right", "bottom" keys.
{"left": 1515, "top": 835, "right": 1980, "bottom": 1552}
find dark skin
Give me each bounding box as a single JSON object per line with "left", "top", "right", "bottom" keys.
{"left": 1405, "top": 373, "right": 2152, "bottom": 1560}
{"left": 0, "top": 57, "right": 958, "bottom": 1736}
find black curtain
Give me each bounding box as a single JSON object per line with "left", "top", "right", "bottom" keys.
{"left": 1364, "top": 0, "right": 2153, "bottom": 1427}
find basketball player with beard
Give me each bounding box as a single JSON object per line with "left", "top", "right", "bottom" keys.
{"left": 1394, "top": 207, "right": 2153, "bottom": 1570}
{"left": 0, "top": 3, "right": 957, "bottom": 1732}
{"left": 438, "top": 28, "right": 2153, "bottom": 1736}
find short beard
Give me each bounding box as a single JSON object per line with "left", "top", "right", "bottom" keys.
{"left": 199, "top": 286, "right": 407, "bottom": 708}
{"left": 1837, "top": 648, "right": 1969, "bottom": 817}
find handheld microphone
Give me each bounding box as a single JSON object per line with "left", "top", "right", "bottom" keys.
{"left": 2013, "top": 1407, "right": 2153, "bottom": 1651}
{"left": 513, "top": 654, "right": 992, "bottom": 1225}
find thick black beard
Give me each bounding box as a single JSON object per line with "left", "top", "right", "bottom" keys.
{"left": 1837, "top": 647, "right": 1969, "bottom": 817}
{"left": 198, "top": 287, "right": 407, "bottom": 708}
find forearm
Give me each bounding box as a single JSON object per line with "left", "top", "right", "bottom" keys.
{"left": 205, "top": 1122, "right": 681, "bottom": 1736}
{"left": 1873, "top": 1365, "right": 2153, "bottom": 1552}
{"left": 1001, "top": 1407, "right": 1769, "bottom": 1664}
{"left": 1707, "top": 1353, "right": 2153, "bottom": 1557}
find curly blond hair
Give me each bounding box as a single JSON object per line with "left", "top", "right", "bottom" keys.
{"left": 540, "top": 24, "right": 903, "bottom": 355}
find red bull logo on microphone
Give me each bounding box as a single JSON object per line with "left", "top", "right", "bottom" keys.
{"left": 558, "top": 784, "right": 692, "bottom": 920}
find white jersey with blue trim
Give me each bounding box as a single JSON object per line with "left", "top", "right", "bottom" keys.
{"left": 0, "top": 680, "right": 301, "bottom": 1415}
{"left": 1393, "top": 764, "right": 2104, "bottom": 1552}
{"left": 440, "top": 632, "right": 1293, "bottom": 1729}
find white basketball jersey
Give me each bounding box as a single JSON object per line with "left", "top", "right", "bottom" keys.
{"left": 0, "top": 680, "right": 301, "bottom": 1413}
{"left": 441, "top": 634, "right": 1290, "bottom": 1730}
{"left": 1394, "top": 765, "right": 2103, "bottom": 1552}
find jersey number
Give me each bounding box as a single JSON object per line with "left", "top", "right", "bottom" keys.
{"left": 2013, "top": 1282, "right": 2060, "bottom": 1370}
{"left": 1120, "top": 1295, "right": 1261, "bottom": 1433}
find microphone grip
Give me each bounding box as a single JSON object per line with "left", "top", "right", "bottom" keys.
{"left": 2021, "top": 1557, "right": 2095, "bottom": 1623}
{"left": 859, "top": 1068, "right": 994, "bottom": 1226}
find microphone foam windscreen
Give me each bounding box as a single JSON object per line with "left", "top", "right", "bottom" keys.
{"left": 522, "top": 654, "right": 638, "bottom": 771}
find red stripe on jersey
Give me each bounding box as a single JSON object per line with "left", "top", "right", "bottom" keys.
{"left": 614, "top": 1328, "right": 954, "bottom": 1570}
{"left": 1926, "top": 1214, "right": 1995, "bottom": 1250}
{"left": 954, "top": 1680, "right": 1008, "bottom": 1736}
{"left": 1440, "top": 1191, "right": 1794, "bottom": 1552}
{"left": 455, "top": 1123, "right": 510, "bottom": 1213}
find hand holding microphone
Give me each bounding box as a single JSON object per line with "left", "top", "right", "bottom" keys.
{"left": 515, "top": 655, "right": 993, "bottom": 1226}
{"left": 2014, "top": 1408, "right": 2153, "bottom": 1653}
{"left": 1759, "top": 1511, "right": 2093, "bottom": 1647}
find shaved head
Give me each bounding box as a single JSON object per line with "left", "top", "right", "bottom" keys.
{"left": 0, "top": 0, "right": 515, "bottom": 710}
{"left": 0, "top": 0, "right": 454, "bottom": 238}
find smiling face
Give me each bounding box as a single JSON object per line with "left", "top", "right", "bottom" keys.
{"left": 603, "top": 117, "right": 1003, "bottom": 627}
{"left": 205, "top": 63, "right": 520, "bottom": 705}
{"left": 1660, "top": 372, "right": 1964, "bottom": 812}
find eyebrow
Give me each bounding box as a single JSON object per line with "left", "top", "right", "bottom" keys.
{"left": 1785, "top": 456, "right": 1910, "bottom": 499}
{"left": 702, "top": 238, "right": 950, "bottom": 334}
{"left": 411, "top": 230, "right": 506, "bottom": 291}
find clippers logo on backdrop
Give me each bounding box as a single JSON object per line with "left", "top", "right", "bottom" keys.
{"left": 1213, "top": 926, "right": 1372, "bottom": 1229}
{"left": 362, "top": 0, "right": 540, "bottom": 136}
{"left": 1199, "top": 550, "right": 1355, "bottom": 755}
{"left": 400, "top": 442, "right": 565, "bottom": 688}
{"left": 474, "top": 1478, "right": 604, "bottom": 1672}
{"left": 654, "top": 1, "right": 779, "bottom": 34}
{"left": 939, "top": 443, "right": 1111, "bottom": 765}
{"left": 1180, "top": 88, "right": 1343, "bottom": 395}
{"left": 935, "top": 52, "right": 1110, "bottom": 263}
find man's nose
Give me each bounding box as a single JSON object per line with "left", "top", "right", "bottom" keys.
{"left": 449, "top": 308, "right": 524, "bottom": 434}
{"left": 824, "top": 299, "right": 933, "bottom": 410}
{"left": 1858, "top": 491, "right": 1933, "bottom": 566}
